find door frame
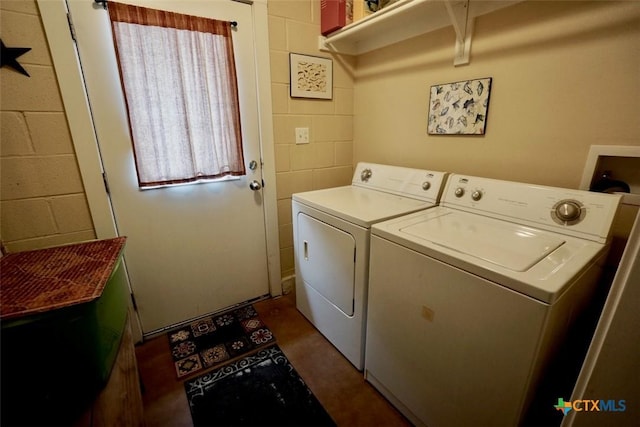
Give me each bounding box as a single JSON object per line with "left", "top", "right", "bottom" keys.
{"left": 37, "top": 0, "right": 282, "bottom": 339}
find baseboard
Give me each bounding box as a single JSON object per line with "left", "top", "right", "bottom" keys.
{"left": 281, "top": 274, "right": 295, "bottom": 295}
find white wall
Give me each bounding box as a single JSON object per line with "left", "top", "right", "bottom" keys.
{"left": 354, "top": 1, "right": 640, "bottom": 189}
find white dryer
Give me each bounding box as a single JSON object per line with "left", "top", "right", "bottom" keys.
{"left": 292, "top": 163, "right": 447, "bottom": 370}
{"left": 365, "top": 174, "right": 621, "bottom": 427}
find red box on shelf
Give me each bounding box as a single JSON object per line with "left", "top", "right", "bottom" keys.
{"left": 321, "top": 0, "right": 353, "bottom": 36}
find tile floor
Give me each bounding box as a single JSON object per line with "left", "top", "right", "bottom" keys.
{"left": 134, "top": 293, "right": 411, "bottom": 427}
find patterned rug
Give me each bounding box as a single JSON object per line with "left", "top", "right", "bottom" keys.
{"left": 168, "top": 304, "right": 275, "bottom": 378}
{"left": 185, "top": 345, "right": 336, "bottom": 426}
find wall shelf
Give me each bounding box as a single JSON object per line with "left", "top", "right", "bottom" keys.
{"left": 319, "top": 0, "right": 524, "bottom": 65}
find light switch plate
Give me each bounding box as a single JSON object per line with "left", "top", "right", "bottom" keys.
{"left": 295, "top": 127, "right": 309, "bottom": 144}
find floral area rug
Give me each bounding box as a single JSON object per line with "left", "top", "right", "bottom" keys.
{"left": 185, "top": 345, "right": 335, "bottom": 426}
{"left": 168, "top": 304, "right": 275, "bottom": 378}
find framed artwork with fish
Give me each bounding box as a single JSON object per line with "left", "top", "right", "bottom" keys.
{"left": 428, "top": 77, "right": 492, "bottom": 135}
{"left": 289, "top": 53, "right": 333, "bottom": 100}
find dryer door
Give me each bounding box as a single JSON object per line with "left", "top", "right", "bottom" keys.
{"left": 297, "top": 213, "right": 355, "bottom": 316}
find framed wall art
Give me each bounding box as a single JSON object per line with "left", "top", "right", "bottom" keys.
{"left": 428, "top": 77, "right": 492, "bottom": 135}
{"left": 289, "top": 53, "right": 333, "bottom": 100}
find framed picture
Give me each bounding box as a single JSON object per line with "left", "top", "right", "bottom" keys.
{"left": 289, "top": 53, "right": 333, "bottom": 100}
{"left": 428, "top": 77, "right": 492, "bottom": 135}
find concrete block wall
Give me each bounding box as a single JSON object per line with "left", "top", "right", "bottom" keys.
{"left": 268, "top": 0, "right": 355, "bottom": 280}
{"left": 1, "top": 0, "right": 96, "bottom": 253}
{"left": 0, "top": 0, "right": 355, "bottom": 279}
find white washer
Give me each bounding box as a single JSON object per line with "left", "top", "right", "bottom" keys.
{"left": 292, "top": 163, "right": 447, "bottom": 370}
{"left": 365, "top": 174, "right": 621, "bottom": 427}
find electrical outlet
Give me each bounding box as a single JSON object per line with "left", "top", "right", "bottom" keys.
{"left": 295, "top": 127, "right": 309, "bottom": 144}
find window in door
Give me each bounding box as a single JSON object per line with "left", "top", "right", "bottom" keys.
{"left": 108, "top": 2, "right": 245, "bottom": 188}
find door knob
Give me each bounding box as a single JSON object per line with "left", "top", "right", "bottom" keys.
{"left": 249, "top": 180, "right": 262, "bottom": 191}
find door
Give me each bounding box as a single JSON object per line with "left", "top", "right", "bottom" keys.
{"left": 67, "top": 0, "right": 270, "bottom": 333}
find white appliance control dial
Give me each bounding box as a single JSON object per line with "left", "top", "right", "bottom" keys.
{"left": 422, "top": 181, "right": 431, "bottom": 190}
{"left": 454, "top": 187, "right": 465, "bottom": 197}
{"left": 360, "top": 168, "right": 372, "bottom": 182}
{"left": 471, "top": 190, "right": 483, "bottom": 201}
{"left": 552, "top": 199, "right": 585, "bottom": 225}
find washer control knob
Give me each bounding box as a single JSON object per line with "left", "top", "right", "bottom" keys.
{"left": 360, "top": 168, "right": 372, "bottom": 182}
{"left": 422, "top": 181, "right": 431, "bottom": 191}
{"left": 555, "top": 201, "right": 582, "bottom": 222}
{"left": 454, "top": 187, "right": 465, "bottom": 198}
{"left": 471, "top": 190, "right": 483, "bottom": 201}
{"left": 552, "top": 199, "right": 586, "bottom": 225}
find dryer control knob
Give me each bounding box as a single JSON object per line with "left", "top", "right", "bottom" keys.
{"left": 454, "top": 187, "right": 465, "bottom": 197}
{"left": 471, "top": 190, "right": 483, "bottom": 201}
{"left": 360, "top": 168, "right": 372, "bottom": 182}
{"left": 422, "top": 181, "right": 431, "bottom": 191}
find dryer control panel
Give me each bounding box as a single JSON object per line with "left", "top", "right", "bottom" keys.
{"left": 352, "top": 162, "right": 448, "bottom": 203}
{"left": 441, "top": 174, "right": 621, "bottom": 243}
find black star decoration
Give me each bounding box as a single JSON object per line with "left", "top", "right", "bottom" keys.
{"left": 1, "top": 39, "right": 31, "bottom": 77}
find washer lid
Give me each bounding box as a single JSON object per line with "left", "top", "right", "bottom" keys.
{"left": 400, "top": 211, "right": 565, "bottom": 272}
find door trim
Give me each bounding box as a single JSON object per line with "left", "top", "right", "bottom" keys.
{"left": 37, "top": 0, "right": 282, "bottom": 316}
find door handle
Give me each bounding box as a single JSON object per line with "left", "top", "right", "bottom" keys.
{"left": 249, "top": 180, "right": 262, "bottom": 191}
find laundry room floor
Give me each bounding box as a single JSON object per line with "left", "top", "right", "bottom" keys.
{"left": 134, "top": 292, "right": 411, "bottom": 426}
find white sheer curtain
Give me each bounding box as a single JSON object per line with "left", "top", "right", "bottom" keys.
{"left": 108, "top": 2, "right": 245, "bottom": 188}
